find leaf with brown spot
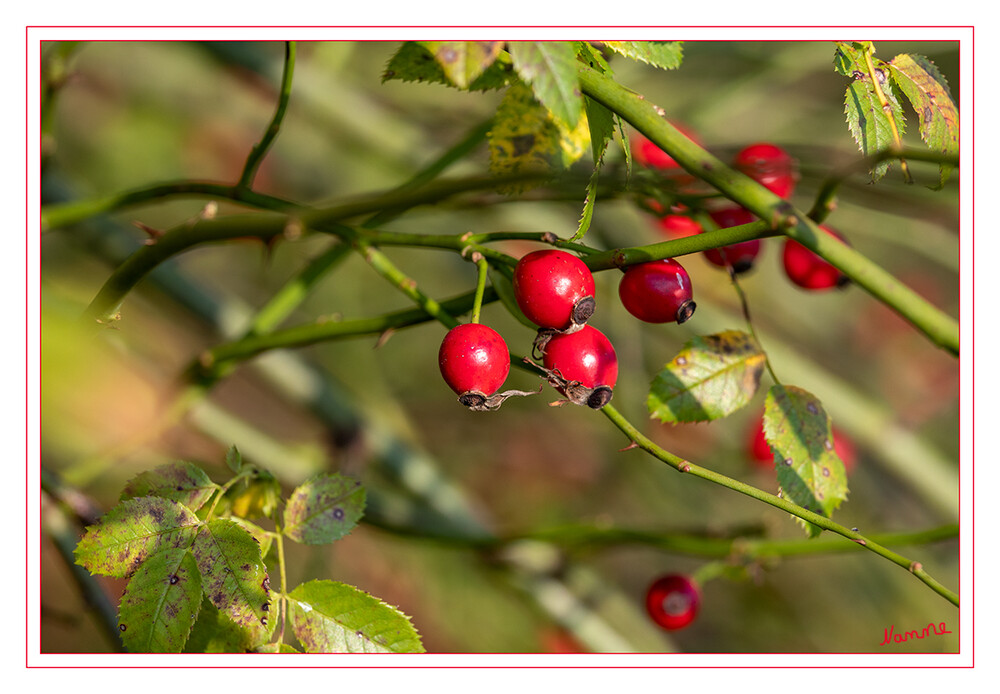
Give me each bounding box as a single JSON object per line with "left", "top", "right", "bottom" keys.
{"left": 418, "top": 41, "right": 504, "bottom": 89}
{"left": 74, "top": 497, "right": 201, "bottom": 577}
{"left": 192, "top": 519, "right": 272, "bottom": 644}
{"left": 283, "top": 473, "right": 365, "bottom": 545}
{"left": 764, "top": 385, "right": 849, "bottom": 538}
{"left": 648, "top": 330, "right": 766, "bottom": 423}
{"left": 120, "top": 461, "right": 220, "bottom": 512}
{"left": 289, "top": 580, "right": 424, "bottom": 653}
{"left": 889, "top": 53, "right": 959, "bottom": 188}
{"left": 118, "top": 548, "right": 202, "bottom": 653}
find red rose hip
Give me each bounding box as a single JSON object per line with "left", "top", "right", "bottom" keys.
{"left": 703, "top": 206, "right": 762, "bottom": 273}
{"left": 618, "top": 259, "right": 696, "bottom": 324}
{"left": 438, "top": 323, "right": 510, "bottom": 408}
{"left": 645, "top": 574, "right": 701, "bottom": 631}
{"left": 656, "top": 214, "right": 702, "bottom": 240}
{"left": 782, "top": 225, "right": 850, "bottom": 290}
{"left": 541, "top": 325, "right": 618, "bottom": 409}
{"left": 513, "top": 249, "right": 596, "bottom": 331}
{"left": 733, "top": 142, "right": 797, "bottom": 198}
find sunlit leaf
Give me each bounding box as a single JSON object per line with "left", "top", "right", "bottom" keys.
{"left": 185, "top": 598, "right": 267, "bottom": 653}
{"left": 118, "top": 548, "right": 201, "bottom": 653}
{"left": 419, "top": 41, "right": 504, "bottom": 89}
{"left": 764, "top": 385, "right": 849, "bottom": 538}
{"left": 603, "top": 41, "right": 683, "bottom": 70}
{"left": 488, "top": 82, "right": 590, "bottom": 192}
{"left": 192, "top": 519, "right": 272, "bottom": 642}
{"left": 889, "top": 53, "right": 959, "bottom": 188}
{"left": 382, "top": 41, "right": 511, "bottom": 91}
{"left": 283, "top": 473, "right": 365, "bottom": 545}
{"left": 120, "top": 461, "right": 219, "bottom": 512}
{"left": 289, "top": 579, "right": 424, "bottom": 653}
{"left": 74, "top": 497, "right": 201, "bottom": 577}
{"left": 508, "top": 41, "right": 584, "bottom": 129}
{"left": 648, "top": 330, "right": 766, "bottom": 423}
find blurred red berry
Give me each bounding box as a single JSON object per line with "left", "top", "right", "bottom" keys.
{"left": 733, "top": 142, "right": 797, "bottom": 198}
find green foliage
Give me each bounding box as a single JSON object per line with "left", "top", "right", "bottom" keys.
{"left": 382, "top": 41, "right": 512, "bottom": 91}
{"left": 73, "top": 453, "right": 423, "bottom": 653}
{"left": 289, "top": 580, "right": 425, "bottom": 653}
{"left": 118, "top": 548, "right": 202, "bottom": 653}
{"left": 836, "top": 41, "right": 958, "bottom": 184}
{"left": 283, "top": 473, "right": 366, "bottom": 545}
{"left": 764, "top": 386, "right": 850, "bottom": 537}
{"left": 602, "top": 41, "right": 684, "bottom": 70}
{"left": 888, "top": 53, "right": 959, "bottom": 188}
{"left": 647, "top": 330, "right": 766, "bottom": 423}
{"left": 508, "top": 41, "right": 584, "bottom": 130}
{"left": 419, "top": 40, "right": 505, "bottom": 89}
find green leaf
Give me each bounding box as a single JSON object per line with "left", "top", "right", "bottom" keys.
{"left": 418, "top": 40, "right": 504, "bottom": 89}
{"left": 835, "top": 43, "right": 907, "bottom": 182}
{"left": 488, "top": 265, "right": 536, "bottom": 330}
{"left": 185, "top": 598, "right": 266, "bottom": 653}
{"left": 120, "top": 461, "right": 219, "bottom": 512}
{"left": 288, "top": 579, "right": 425, "bottom": 653}
{"left": 255, "top": 642, "right": 302, "bottom": 653}
{"left": 603, "top": 41, "right": 683, "bottom": 70}
{"left": 382, "top": 41, "right": 511, "bottom": 91}
{"left": 844, "top": 78, "right": 906, "bottom": 181}
{"left": 647, "top": 330, "right": 766, "bottom": 423}
{"left": 229, "top": 517, "right": 274, "bottom": 558}
{"left": 225, "top": 445, "right": 243, "bottom": 474}
{"left": 508, "top": 41, "right": 584, "bottom": 129}
{"left": 192, "top": 519, "right": 272, "bottom": 641}
{"left": 488, "top": 82, "right": 590, "bottom": 193}
{"left": 832, "top": 41, "right": 868, "bottom": 77}
{"left": 283, "top": 473, "right": 366, "bottom": 545}
{"left": 74, "top": 497, "right": 201, "bottom": 577}
{"left": 118, "top": 548, "right": 202, "bottom": 653}
{"left": 571, "top": 95, "right": 616, "bottom": 242}
{"left": 889, "top": 53, "right": 959, "bottom": 188}
{"left": 764, "top": 385, "right": 849, "bottom": 538}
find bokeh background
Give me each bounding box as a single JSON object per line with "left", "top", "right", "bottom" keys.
{"left": 39, "top": 40, "right": 961, "bottom": 654}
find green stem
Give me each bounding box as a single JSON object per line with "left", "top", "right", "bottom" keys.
{"left": 200, "top": 287, "right": 495, "bottom": 368}
{"left": 576, "top": 64, "right": 960, "bottom": 357}
{"left": 41, "top": 181, "right": 300, "bottom": 231}
{"left": 239, "top": 41, "right": 296, "bottom": 190}
{"left": 600, "top": 404, "right": 959, "bottom": 607}
{"left": 353, "top": 236, "right": 460, "bottom": 330}
{"left": 470, "top": 254, "right": 489, "bottom": 324}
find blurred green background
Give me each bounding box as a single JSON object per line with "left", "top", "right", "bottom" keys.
{"left": 39, "top": 40, "right": 960, "bottom": 654}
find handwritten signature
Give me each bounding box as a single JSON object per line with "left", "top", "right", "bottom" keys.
{"left": 880, "top": 622, "right": 952, "bottom": 645}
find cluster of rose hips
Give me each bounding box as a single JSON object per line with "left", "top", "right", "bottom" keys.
{"left": 634, "top": 132, "right": 850, "bottom": 290}
{"left": 439, "top": 246, "right": 698, "bottom": 411}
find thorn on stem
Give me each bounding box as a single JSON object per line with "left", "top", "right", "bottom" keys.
{"left": 909, "top": 561, "right": 923, "bottom": 574}
{"left": 133, "top": 220, "right": 163, "bottom": 242}
{"left": 374, "top": 329, "right": 395, "bottom": 349}
{"left": 618, "top": 441, "right": 639, "bottom": 452}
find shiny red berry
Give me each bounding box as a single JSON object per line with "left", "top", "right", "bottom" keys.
{"left": 733, "top": 142, "right": 797, "bottom": 198}
{"left": 513, "top": 250, "right": 596, "bottom": 331}
{"left": 656, "top": 214, "right": 702, "bottom": 240}
{"left": 618, "top": 259, "right": 696, "bottom": 324}
{"left": 541, "top": 325, "right": 618, "bottom": 408}
{"left": 438, "top": 323, "right": 510, "bottom": 408}
{"left": 632, "top": 124, "right": 700, "bottom": 171}
{"left": 782, "top": 226, "right": 850, "bottom": 290}
{"left": 645, "top": 574, "right": 700, "bottom": 631}
{"left": 703, "top": 206, "right": 761, "bottom": 273}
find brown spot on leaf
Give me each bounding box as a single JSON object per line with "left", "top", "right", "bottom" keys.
{"left": 511, "top": 134, "right": 535, "bottom": 157}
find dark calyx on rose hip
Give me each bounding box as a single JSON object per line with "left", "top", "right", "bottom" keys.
{"left": 618, "top": 258, "right": 696, "bottom": 324}
{"left": 531, "top": 324, "right": 619, "bottom": 409}
{"left": 438, "top": 323, "right": 537, "bottom": 411}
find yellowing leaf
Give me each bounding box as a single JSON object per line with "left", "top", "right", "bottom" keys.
{"left": 648, "top": 330, "right": 765, "bottom": 423}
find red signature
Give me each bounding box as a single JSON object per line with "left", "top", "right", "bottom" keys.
{"left": 880, "top": 622, "right": 952, "bottom": 645}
